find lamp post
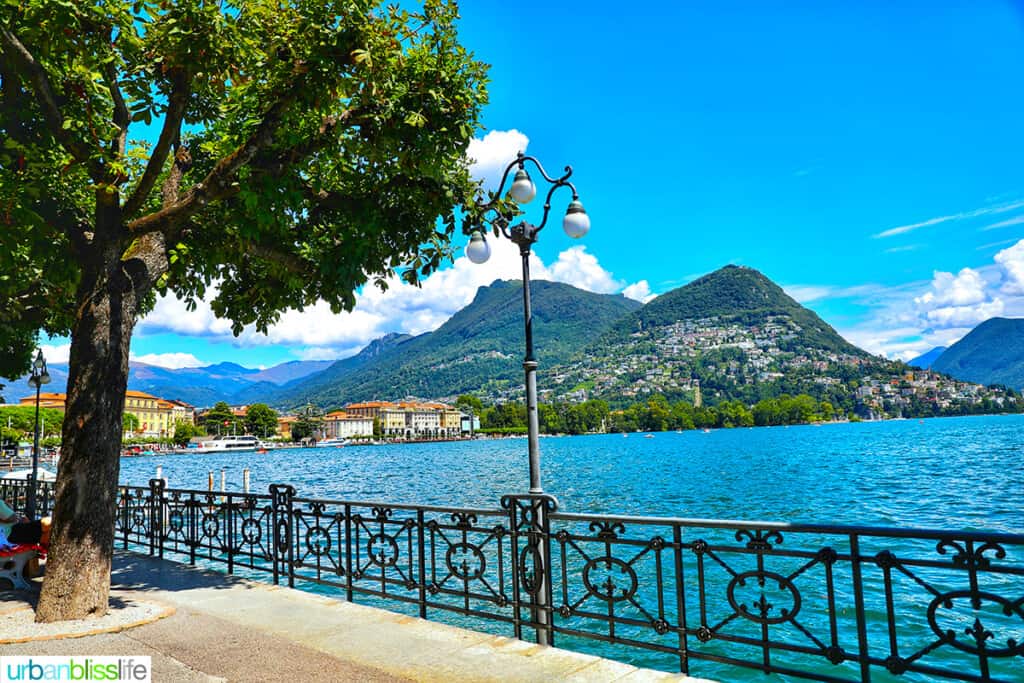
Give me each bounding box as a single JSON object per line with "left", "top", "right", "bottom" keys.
{"left": 465, "top": 152, "right": 590, "bottom": 494}
{"left": 26, "top": 349, "right": 51, "bottom": 520}
{"left": 465, "top": 154, "right": 588, "bottom": 646}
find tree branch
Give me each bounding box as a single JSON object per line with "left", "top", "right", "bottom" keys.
{"left": 102, "top": 61, "right": 129, "bottom": 160}
{"left": 123, "top": 68, "right": 190, "bottom": 217}
{"left": 0, "top": 27, "right": 98, "bottom": 176}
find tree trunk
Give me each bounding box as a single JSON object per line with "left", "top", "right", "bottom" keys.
{"left": 35, "top": 207, "right": 167, "bottom": 622}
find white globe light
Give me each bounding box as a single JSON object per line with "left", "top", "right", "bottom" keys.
{"left": 509, "top": 168, "right": 536, "bottom": 204}
{"left": 562, "top": 200, "right": 590, "bottom": 238}
{"left": 465, "top": 231, "right": 491, "bottom": 264}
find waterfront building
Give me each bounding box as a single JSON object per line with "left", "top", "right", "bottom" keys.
{"left": 21, "top": 390, "right": 185, "bottom": 438}
{"left": 18, "top": 392, "right": 67, "bottom": 409}
{"left": 346, "top": 400, "right": 466, "bottom": 440}
{"left": 322, "top": 411, "right": 373, "bottom": 439}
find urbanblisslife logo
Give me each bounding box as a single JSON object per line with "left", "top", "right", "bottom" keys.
{"left": 1, "top": 657, "right": 151, "bottom": 682}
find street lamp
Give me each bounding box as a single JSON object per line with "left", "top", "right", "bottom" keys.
{"left": 26, "top": 349, "right": 50, "bottom": 520}
{"left": 465, "top": 152, "right": 589, "bottom": 495}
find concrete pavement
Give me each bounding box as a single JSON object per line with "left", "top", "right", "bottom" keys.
{"left": 0, "top": 551, "right": 713, "bottom": 682}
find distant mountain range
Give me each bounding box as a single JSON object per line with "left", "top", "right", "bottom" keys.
{"left": 5, "top": 267, "right": 1021, "bottom": 412}
{"left": 928, "top": 318, "right": 1024, "bottom": 389}
{"left": 1, "top": 359, "right": 332, "bottom": 407}
{"left": 909, "top": 347, "right": 946, "bottom": 369}
{"left": 267, "top": 279, "right": 643, "bottom": 408}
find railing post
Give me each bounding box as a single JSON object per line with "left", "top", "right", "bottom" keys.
{"left": 501, "top": 493, "right": 558, "bottom": 647}
{"left": 270, "top": 484, "right": 296, "bottom": 588}
{"left": 417, "top": 509, "right": 427, "bottom": 620}
{"left": 673, "top": 524, "right": 689, "bottom": 673}
{"left": 849, "top": 534, "right": 872, "bottom": 681}
{"left": 344, "top": 503, "right": 353, "bottom": 602}
{"left": 149, "top": 479, "right": 165, "bottom": 558}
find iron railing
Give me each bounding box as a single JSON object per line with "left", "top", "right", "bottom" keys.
{"left": 5, "top": 479, "right": 1022, "bottom": 682}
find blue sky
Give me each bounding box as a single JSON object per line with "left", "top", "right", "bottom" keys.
{"left": 38, "top": 1, "right": 1024, "bottom": 369}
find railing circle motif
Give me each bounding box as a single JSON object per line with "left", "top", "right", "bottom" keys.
{"left": 306, "top": 526, "right": 331, "bottom": 556}
{"left": 168, "top": 510, "right": 184, "bottom": 533}
{"left": 726, "top": 570, "right": 801, "bottom": 625}
{"left": 926, "top": 590, "right": 1024, "bottom": 658}
{"left": 582, "top": 556, "right": 638, "bottom": 603}
{"left": 368, "top": 533, "right": 400, "bottom": 567}
{"left": 446, "top": 542, "right": 486, "bottom": 580}
{"left": 241, "top": 518, "right": 261, "bottom": 545}
{"left": 201, "top": 513, "right": 219, "bottom": 538}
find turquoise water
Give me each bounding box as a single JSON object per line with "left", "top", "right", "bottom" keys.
{"left": 119, "top": 415, "right": 1024, "bottom": 680}
{"left": 122, "top": 414, "right": 1024, "bottom": 531}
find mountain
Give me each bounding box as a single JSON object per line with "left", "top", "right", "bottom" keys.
{"left": 1, "top": 358, "right": 334, "bottom": 407}
{"left": 545, "top": 265, "right": 876, "bottom": 406}
{"left": 607, "top": 265, "right": 864, "bottom": 355}
{"left": 931, "top": 318, "right": 1024, "bottom": 389}
{"left": 274, "top": 280, "right": 643, "bottom": 408}
{"left": 908, "top": 346, "right": 946, "bottom": 369}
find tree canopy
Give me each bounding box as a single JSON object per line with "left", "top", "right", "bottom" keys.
{"left": 0, "top": 0, "right": 489, "bottom": 622}
{"left": 0, "top": 0, "right": 489, "bottom": 375}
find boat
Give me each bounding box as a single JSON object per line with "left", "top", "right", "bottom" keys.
{"left": 644, "top": 434, "right": 655, "bottom": 439}
{"left": 193, "top": 435, "right": 263, "bottom": 453}
{"left": 316, "top": 438, "right": 350, "bottom": 447}
{"left": 1, "top": 468, "right": 57, "bottom": 482}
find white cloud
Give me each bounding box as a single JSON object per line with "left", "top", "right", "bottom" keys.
{"left": 467, "top": 129, "right": 529, "bottom": 191}
{"left": 40, "top": 343, "right": 71, "bottom": 365}
{"left": 875, "top": 199, "right": 1024, "bottom": 238}
{"left": 981, "top": 214, "right": 1024, "bottom": 231}
{"left": 622, "top": 280, "right": 657, "bottom": 303}
{"left": 914, "top": 268, "right": 987, "bottom": 308}
{"left": 138, "top": 236, "right": 649, "bottom": 360}
{"left": 541, "top": 246, "right": 621, "bottom": 294}
{"left": 994, "top": 239, "right": 1024, "bottom": 294}
{"left": 131, "top": 352, "right": 206, "bottom": 369}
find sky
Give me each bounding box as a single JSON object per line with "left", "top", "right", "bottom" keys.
{"left": 36, "top": 1, "right": 1024, "bottom": 369}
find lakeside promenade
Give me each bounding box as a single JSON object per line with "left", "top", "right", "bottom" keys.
{"left": 0, "top": 552, "right": 710, "bottom": 682}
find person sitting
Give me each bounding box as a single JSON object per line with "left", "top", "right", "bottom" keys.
{"left": 0, "top": 498, "right": 46, "bottom": 547}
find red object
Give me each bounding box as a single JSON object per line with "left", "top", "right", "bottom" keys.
{"left": 0, "top": 544, "right": 47, "bottom": 559}
{"left": 223, "top": 420, "right": 229, "bottom": 425}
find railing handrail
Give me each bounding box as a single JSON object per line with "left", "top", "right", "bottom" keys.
{"left": 550, "top": 510, "right": 1024, "bottom": 543}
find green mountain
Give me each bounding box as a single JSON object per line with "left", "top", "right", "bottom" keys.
{"left": 932, "top": 318, "right": 1024, "bottom": 389}
{"left": 546, "top": 265, "right": 875, "bottom": 406}
{"left": 608, "top": 265, "right": 864, "bottom": 355}
{"left": 277, "top": 280, "right": 642, "bottom": 408}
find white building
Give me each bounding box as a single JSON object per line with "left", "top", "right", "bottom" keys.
{"left": 323, "top": 411, "right": 373, "bottom": 439}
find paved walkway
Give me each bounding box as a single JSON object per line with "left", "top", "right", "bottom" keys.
{"left": 0, "top": 552, "right": 712, "bottom": 682}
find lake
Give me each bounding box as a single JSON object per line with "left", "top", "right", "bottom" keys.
{"left": 119, "top": 414, "right": 1024, "bottom": 681}
{"left": 122, "top": 414, "right": 1024, "bottom": 532}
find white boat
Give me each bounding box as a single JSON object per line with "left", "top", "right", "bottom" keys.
{"left": 1, "top": 468, "right": 57, "bottom": 481}
{"left": 316, "top": 438, "right": 350, "bottom": 447}
{"left": 194, "top": 435, "right": 262, "bottom": 453}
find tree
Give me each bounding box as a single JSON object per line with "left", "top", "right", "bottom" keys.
{"left": 245, "top": 403, "right": 278, "bottom": 438}
{"left": 121, "top": 412, "right": 139, "bottom": 436}
{"left": 1, "top": 0, "right": 487, "bottom": 621}
{"left": 202, "top": 401, "right": 238, "bottom": 435}
{"left": 172, "top": 419, "right": 200, "bottom": 446}
{"left": 455, "top": 394, "right": 483, "bottom": 413}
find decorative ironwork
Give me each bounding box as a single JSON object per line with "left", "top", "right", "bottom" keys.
{"left": 13, "top": 472, "right": 1015, "bottom": 683}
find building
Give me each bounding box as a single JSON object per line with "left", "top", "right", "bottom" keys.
{"left": 345, "top": 400, "right": 466, "bottom": 440}
{"left": 322, "top": 411, "right": 373, "bottom": 439}
{"left": 23, "top": 390, "right": 182, "bottom": 438}
{"left": 18, "top": 393, "right": 67, "bottom": 410}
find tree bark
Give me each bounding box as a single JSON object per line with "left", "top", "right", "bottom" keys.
{"left": 35, "top": 204, "right": 167, "bottom": 622}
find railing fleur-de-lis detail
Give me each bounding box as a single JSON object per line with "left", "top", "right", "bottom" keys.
{"left": 21, "top": 472, "right": 1010, "bottom": 683}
